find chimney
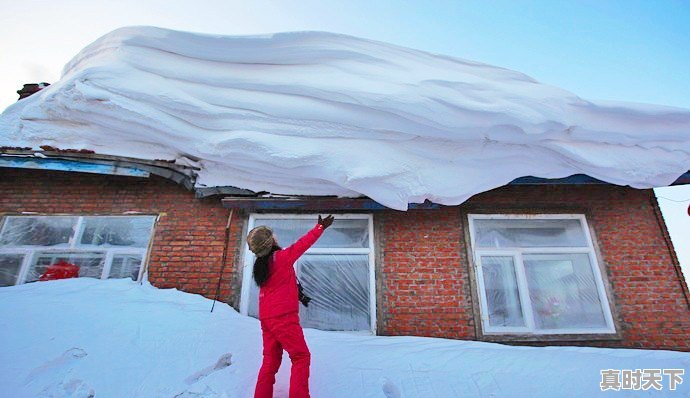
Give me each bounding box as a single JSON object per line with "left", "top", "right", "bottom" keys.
{"left": 17, "top": 82, "right": 50, "bottom": 100}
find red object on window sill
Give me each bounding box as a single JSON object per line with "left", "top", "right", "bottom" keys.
{"left": 39, "top": 260, "right": 80, "bottom": 281}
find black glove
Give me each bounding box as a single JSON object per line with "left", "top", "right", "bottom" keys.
{"left": 297, "top": 281, "right": 312, "bottom": 307}
{"left": 318, "top": 214, "right": 334, "bottom": 229}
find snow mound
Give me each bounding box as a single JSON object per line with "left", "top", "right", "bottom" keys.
{"left": 1, "top": 26, "right": 689, "bottom": 210}
{"left": 1, "top": 278, "right": 689, "bottom": 397}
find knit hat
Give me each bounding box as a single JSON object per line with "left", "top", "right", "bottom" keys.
{"left": 247, "top": 225, "right": 275, "bottom": 257}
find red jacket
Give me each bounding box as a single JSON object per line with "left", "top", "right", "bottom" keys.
{"left": 39, "top": 260, "right": 80, "bottom": 281}
{"left": 259, "top": 223, "right": 324, "bottom": 320}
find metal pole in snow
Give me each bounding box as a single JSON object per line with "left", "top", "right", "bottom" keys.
{"left": 211, "top": 209, "right": 234, "bottom": 312}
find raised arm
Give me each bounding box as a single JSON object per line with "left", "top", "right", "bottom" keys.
{"left": 282, "top": 223, "right": 324, "bottom": 265}
{"left": 282, "top": 215, "right": 334, "bottom": 264}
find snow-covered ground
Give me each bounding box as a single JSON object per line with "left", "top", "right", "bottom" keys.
{"left": 0, "top": 278, "right": 687, "bottom": 398}
{"left": 1, "top": 26, "right": 689, "bottom": 211}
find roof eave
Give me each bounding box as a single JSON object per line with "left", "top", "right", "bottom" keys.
{"left": 0, "top": 150, "right": 197, "bottom": 190}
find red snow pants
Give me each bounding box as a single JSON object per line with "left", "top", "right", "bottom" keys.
{"left": 254, "top": 311, "right": 311, "bottom": 398}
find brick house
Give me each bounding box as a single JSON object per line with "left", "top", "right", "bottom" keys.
{"left": 1, "top": 86, "right": 689, "bottom": 352}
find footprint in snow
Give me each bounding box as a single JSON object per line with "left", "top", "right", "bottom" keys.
{"left": 38, "top": 378, "right": 95, "bottom": 398}
{"left": 184, "top": 353, "right": 233, "bottom": 385}
{"left": 26, "top": 347, "right": 88, "bottom": 381}
{"left": 381, "top": 377, "right": 401, "bottom": 398}
{"left": 173, "top": 385, "right": 223, "bottom": 398}
{"left": 24, "top": 348, "right": 94, "bottom": 398}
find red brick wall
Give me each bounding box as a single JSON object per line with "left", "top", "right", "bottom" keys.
{"left": 375, "top": 208, "right": 474, "bottom": 338}
{"left": 0, "top": 168, "right": 246, "bottom": 304}
{"left": 1, "top": 168, "right": 688, "bottom": 351}
{"left": 376, "top": 184, "right": 690, "bottom": 351}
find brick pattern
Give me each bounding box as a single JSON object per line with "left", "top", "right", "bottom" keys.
{"left": 0, "top": 168, "right": 245, "bottom": 304}
{"left": 1, "top": 168, "right": 688, "bottom": 351}
{"left": 376, "top": 184, "right": 690, "bottom": 351}
{"left": 375, "top": 208, "right": 475, "bottom": 338}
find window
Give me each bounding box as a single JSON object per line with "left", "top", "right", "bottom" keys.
{"left": 240, "top": 214, "right": 375, "bottom": 333}
{"left": 0, "top": 215, "right": 156, "bottom": 286}
{"left": 467, "top": 214, "right": 616, "bottom": 335}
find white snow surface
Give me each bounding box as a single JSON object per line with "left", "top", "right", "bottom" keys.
{"left": 1, "top": 26, "right": 689, "bottom": 210}
{"left": 1, "top": 278, "right": 689, "bottom": 397}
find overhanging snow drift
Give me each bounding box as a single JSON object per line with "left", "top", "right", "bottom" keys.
{"left": 1, "top": 26, "right": 689, "bottom": 210}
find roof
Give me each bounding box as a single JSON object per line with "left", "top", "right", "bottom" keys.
{"left": 1, "top": 27, "right": 689, "bottom": 211}
{"left": 2, "top": 149, "right": 687, "bottom": 211}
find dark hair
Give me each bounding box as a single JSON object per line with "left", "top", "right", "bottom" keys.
{"left": 253, "top": 244, "right": 281, "bottom": 287}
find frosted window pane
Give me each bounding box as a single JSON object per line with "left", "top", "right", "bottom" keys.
{"left": 80, "top": 216, "right": 155, "bottom": 248}
{"left": 297, "top": 254, "right": 370, "bottom": 331}
{"left": 26, "top": 252, "right": 105, "bottom": 283}
{"left": 480, "top": 256, "right": 525, "bottom": 327}
{"left": 109, "top": 255, "right": 142, "bottom": 280}
{"left": 0, "top": 216, "right": 77, "bottom": 246}
{"left": 0, "top": 254, "right": 23, "bottom": 286}
{"left": 474, "top": 218, "right": 588, "bottom": 248}
{"left": 254, "top": 218, "right": 369, "bottom": 248}
{"left": 523, "top": 253, "right": 607, "bottom": 330}
{"left": 247, "top": 254, "right": 371, "bottom": 332}
{"left": 248, "top": 275, "right": 259, "bottom": 318}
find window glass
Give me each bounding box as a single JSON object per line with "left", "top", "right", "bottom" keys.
{"left": 0, "top": 254, "right": 23, "bottom": 287}
{"left": 0, "top": 216, "right": 77, "bottom": 246}
{"left": 470, "top": 215, "right": 613, "bottom": 335}
{"left": 246, "top": 216, "right": 373, "bottom": 332}
{"left": 79, "top": 216, "right": 155, "bottom": 248}
{"left": 0, "top": 215, "right": 154, "bottom": 286}
{"left": 109, "top": 254, "right": 143, "bottom": 281}
{"left": 248, "top": 277, "right": 260, "bottom": 318}
{"left": 523, "top": 253, "right": 607, "bottom": 330}
{"left": 297, "top": 254, "right": 370, "bottom": 331}
{"left": 255, "top": 218, "right": 369, "bottom": 248}
{"left": 26, "top": 251, "right": 106, "bottom": 283}
{"left": 248, "top": 254, "right": 371, "bottom": 331}
{"left": 474, "top": 218, "right": 588, "bottom": 248}
{"left": 480, "top": 256, "right": 525, "bottom": 327}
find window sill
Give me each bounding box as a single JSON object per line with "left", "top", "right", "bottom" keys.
{"left": 479, "top": 331, "right": 623, "bottom": 343}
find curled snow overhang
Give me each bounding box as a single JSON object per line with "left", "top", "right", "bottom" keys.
{"left": 216, "top": 171, "right": 690, "bottom": 211}
{"left": 1, "top": 26, "right": 689, "bottom": 211}
{"left": 1, "top": 146, "right": 688, "bottom": 210}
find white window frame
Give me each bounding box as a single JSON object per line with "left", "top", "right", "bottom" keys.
{"left": 240, "top": 213, "right": 377, "bottom": 334}
{"left": 467, "top": 213, "right": 616, "bottom": 335}
{"left": 0, "top": 215, "right": 156, "bottom": 285}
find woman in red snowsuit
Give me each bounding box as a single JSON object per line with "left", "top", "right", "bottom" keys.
{"left": 248, "top": 214, "right": 334, "bottom": 398}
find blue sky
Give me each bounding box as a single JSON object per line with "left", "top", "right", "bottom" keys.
{"left": 0, "top": 0, "right": 688, "bottom": 277}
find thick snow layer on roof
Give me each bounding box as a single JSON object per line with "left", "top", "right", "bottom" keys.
{"left": 2, "top": 278, "right": 689, "bottom": 397}
{"left": 1, "top": 26, "right": 689, "bottom": 210}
